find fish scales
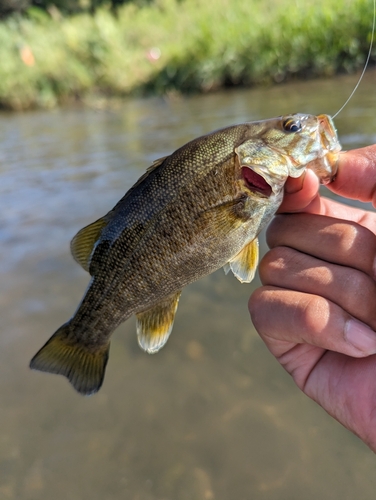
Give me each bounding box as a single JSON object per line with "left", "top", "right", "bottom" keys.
{"left": 71, "top": 129, "right": 251, "bottom": 326}
{"left": 69, "top": 127, "right": 259, "bottom": 329}
{"left": 30, "top": 113, "right": 341, "bottom": 395}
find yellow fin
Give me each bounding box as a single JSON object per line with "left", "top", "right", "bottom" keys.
{"left": 29, "top": 322, "right": 109, "bottom": 396}
{"left": 136, "top": 291, "right": 181, "bottom": 354}
{"left": 70, "top": 217, "right": 108, "bottom": 272}
{"left": 228, "top": 238, "right": 259, "bottom": 283}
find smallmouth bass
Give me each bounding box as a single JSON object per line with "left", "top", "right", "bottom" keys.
{"left": 30, "top": 113, "right": 341, "bottom": 395}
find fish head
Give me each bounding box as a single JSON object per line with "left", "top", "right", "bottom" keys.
{"left": 236, "top": 113, "right": 341, "bottom": 198}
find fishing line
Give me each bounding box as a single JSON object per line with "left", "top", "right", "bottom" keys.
{"left": 332, "top": 0, "right": 375, "bottom": 118}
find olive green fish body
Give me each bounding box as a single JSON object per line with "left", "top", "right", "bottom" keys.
{"left": 64, "top": 125, "right": 282, "bottom": 337}
{"left": 30, "top": 114, "right": 341, "bottom": 395}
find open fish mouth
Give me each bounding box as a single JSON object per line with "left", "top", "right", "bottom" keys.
{"left": 241, "top": 167, "right": 272, "bottom": 197}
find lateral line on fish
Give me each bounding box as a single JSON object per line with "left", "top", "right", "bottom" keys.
{"left": 332, "top": 0, "right": 375, "bottom": 118}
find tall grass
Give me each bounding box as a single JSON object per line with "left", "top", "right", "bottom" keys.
{"left": 0, "top": 0, "right": 374, "bottom": 109}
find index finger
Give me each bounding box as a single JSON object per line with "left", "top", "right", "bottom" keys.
{"left": 279, "top": 145, "right": 376, "bottom": 217}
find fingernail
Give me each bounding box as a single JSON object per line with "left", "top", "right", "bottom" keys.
{"left": 285, "top": 172, "right": 306, "bottom": 194}
{"left": 345, "top": 318, "right": 376, "bottom": 354}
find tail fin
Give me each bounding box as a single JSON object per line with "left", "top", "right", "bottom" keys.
{"left": 29, "top": 322, "right": 109, "bottom": 396}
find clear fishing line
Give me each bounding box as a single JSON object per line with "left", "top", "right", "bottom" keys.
{"left": 332, "top": 0, "right": 375, "bottom": 118}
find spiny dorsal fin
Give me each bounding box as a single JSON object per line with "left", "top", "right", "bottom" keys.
{"left": 225, "top": 237, "right": 259, "bottom": 283}
{"left": 128, "top": 155, "right": 169, "bottom": 192}
{"left": 150, "top": 155, "right": 169, "bottom": 169}
{"left": 136, "top": 291, "right": 181, "bottom": 354}
{"left": 70, "top": 156, "right": 169, "bottom": 273}
{"left": 29, "top": 322, "right": 110, "bottom": 395}
{"left": 70, "top": 216, "right": 108, "bottom": 272}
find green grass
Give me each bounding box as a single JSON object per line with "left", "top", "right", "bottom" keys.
{"left": 0, "top": 0, "right": 374, "bottom": 109}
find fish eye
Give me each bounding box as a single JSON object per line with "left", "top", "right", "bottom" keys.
{"left": 282, "top": 118, "right": 302, "bottom": 133}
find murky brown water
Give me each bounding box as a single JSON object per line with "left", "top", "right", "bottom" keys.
{"left": 1, "top": 71, "right": 376, "bottom": 500}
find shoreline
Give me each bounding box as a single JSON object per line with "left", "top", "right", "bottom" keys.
{"left": 0, "top": 0, "right": 373, "bottom": 111}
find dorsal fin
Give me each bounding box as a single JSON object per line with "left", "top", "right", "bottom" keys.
{"left": 70, "top": 216, "right": 109, "bottom": 272}
{"left": 151, "top": 155, "right": 169, "bottom": 169}
{"left": 127, "top": 155, "right": 169, "bottom": 192}
{"left": 70, "top": 156, "right": 169, "bottom": 273}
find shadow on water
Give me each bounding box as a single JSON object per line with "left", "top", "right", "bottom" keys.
{"left": 1, "top": 70, "right": 376, "bottom": 499}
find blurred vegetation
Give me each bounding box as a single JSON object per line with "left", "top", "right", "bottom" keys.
{"left": 0, "top": 0, "right": 136, "bottom": 17}
{"left": 0, "top": 0, "right": 374, "bottom": 109}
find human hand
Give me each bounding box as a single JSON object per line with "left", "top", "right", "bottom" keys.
{"left": 249, "top": 145, "right": 376, "bottom": 451}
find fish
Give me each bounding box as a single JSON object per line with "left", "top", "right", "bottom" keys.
{"left": 30, "top": 113, "right": 341, "bottom": 395}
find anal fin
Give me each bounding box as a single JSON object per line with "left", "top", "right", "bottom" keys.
{"left": 136, "top": 291, "right": 181, "bottom": 354}
{"left": 227, "top": 237, "right": 259, "bottom": 283}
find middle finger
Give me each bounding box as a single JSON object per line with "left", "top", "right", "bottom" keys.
{"left": 259, "top": 246, "right": 376, "bottom": 331}
{"left": 266, "top": 213, "right": 376, "bottom": 279}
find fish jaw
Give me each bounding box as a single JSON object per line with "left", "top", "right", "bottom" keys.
{"left": 289, "top": 113, "right": 341, "bottom": 184}
{"left": 236, "top": 113, "right": 340, "bottom": 197}
{"left": 309, "top": 114, "right": 342, "bottom": 184}
{"left": 257, "top": 113, "right": 342, "bottom": 185}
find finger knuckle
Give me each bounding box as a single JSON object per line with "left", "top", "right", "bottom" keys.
{"left": 299, "top": 295, "right": 331, "bottom": 336}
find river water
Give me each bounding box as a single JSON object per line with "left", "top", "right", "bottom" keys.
{"left": 1, "top": 71, "right": 376, "bottom": 500}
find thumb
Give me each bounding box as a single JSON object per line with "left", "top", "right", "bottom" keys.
{"left": 278, "top": 169, "right": 320, "bottom": 213}
{"left": 328, "top": 145, "right": 376, "bottom": 204}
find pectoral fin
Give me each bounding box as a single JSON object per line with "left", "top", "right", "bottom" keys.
{"left": 226, "top": 238, "right": 259, "bottom": 283}
{"left": 70, "top": 217, "right": 109, "bottom": 272}
{"left": 136, "top": 291, "right": 181, "bottom": 354}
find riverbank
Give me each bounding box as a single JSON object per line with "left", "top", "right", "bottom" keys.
{"left": 0, "top": 0, "right": 373, "bottom": 110}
